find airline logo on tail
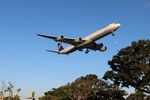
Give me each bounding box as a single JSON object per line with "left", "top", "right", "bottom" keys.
{"left": 57, "top": 43, "right": 64, "bottom": 51}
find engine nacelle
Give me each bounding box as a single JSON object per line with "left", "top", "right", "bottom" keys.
{"left": 57, "top": 35, "right": 64, "bottom": 41}
{"left": 75, "top": 38, "right": 82, "bottom": 42}
{"left": 99, "top": 46, "right": 107, "bottom": 52}
{"left": 96, "top": 44, "right": 107, "bottom": 52}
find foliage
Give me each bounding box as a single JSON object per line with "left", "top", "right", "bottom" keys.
{"left": 103, "top": 40, "right": 150, "bottom": 94}
{"left": 3, "top": 96, "right": 20, "bottom": 100}
{"left": 126, "top": 91, "right": 150, "bottom": 100}
{"left": 41, "top": 74, "right": 126, "bottom": 100}
{"left": 38, "top": 95, "right": 59, "bottom": 100}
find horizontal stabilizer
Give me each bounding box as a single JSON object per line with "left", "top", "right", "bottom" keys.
{"left": 46, "top": 50, "right": 59, "bottom": 54}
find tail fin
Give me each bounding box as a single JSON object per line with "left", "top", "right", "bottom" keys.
{"left": 57, "top": 43, "right": 64, "bottom": 51}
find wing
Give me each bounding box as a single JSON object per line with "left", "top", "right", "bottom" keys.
{"left": 37, "top": 34, "right": 85, "bottom": 45}
{"left": 37, "top": 34, "right": 57, "bottom": 40}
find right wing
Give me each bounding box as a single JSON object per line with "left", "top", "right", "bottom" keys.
{"left": 37, "top": 34, "right": 85, "bottom": 45}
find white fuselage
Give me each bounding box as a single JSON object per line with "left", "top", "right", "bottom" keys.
{"left": 59, "top": 22, "right": 121, "bottom": 54}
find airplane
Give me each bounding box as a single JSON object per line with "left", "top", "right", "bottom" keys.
{"left": 37, "top": 22, "right": 121, "bottom": 54}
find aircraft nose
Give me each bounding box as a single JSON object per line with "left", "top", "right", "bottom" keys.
{"left": 117, "top": 23, "right": 121, "bottom": 27}
{"left": 115, "top": 22, "right": 121, "bottom": 27}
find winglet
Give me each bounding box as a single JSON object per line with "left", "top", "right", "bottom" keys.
{"left": 37, "top": 34, "right": 40, "bottom": 36}
{"left": 37, "top": 33, "right": 42, "bottom": 36}
{"left": 37, "top": 34, "right": 44, "bottom": 37}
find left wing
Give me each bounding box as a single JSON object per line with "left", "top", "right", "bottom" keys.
{"left": 37, "top": 34, "right": 85, "bottom": 45}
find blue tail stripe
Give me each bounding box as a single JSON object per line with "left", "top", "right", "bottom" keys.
{"left": 58, "top": 43, "right": 64, "bottom": 51}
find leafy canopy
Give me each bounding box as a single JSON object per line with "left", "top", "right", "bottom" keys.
{"left": 44, "top": 74, "right": 126, "bottom": 100}
{"left": 103, "top": 40, "right": 150, "bottom": 94}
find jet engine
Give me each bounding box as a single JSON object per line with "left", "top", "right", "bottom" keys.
{"left": 57, "top": 35, "right": 64, "bottom": 41}
{"left": 99, "top": 46, "right": 107, "bottom": 52}
{"left": 96, "top": 43, "right": 107, "bottom": 52}
{"left": 75, "top": 38, "right": 82, "bottom": 42}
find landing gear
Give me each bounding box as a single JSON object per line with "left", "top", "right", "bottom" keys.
{"left": 85, "top": 49, "right": 90, "bottom": 54}
{"left": 112, "top": 31, "right": 115, "bottom": 36}
{"left": 79, "top": 49, "right": 83, "bottom": 51}
{"left": 112, "top": 33, "right": 115, "bottom": 36}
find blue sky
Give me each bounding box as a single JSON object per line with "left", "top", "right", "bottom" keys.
{"left": 0, "top": 0, "right": 150, "bottom": 99}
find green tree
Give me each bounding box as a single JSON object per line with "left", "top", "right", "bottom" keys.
{"left": 103, "top": 40, "right": 150, "bottom": 94}
{"left": 126, "top": 91, "right": 150, "bottom": 100}
{"left": 45, "top": 86, "right": 71, "bottom": 100}
{"left": 43, "top": 74, "right": 126, "bottom": 100}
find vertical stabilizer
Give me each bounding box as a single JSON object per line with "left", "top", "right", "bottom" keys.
{"left": 57, "top": 43, "right": 64, "bottom": 51}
